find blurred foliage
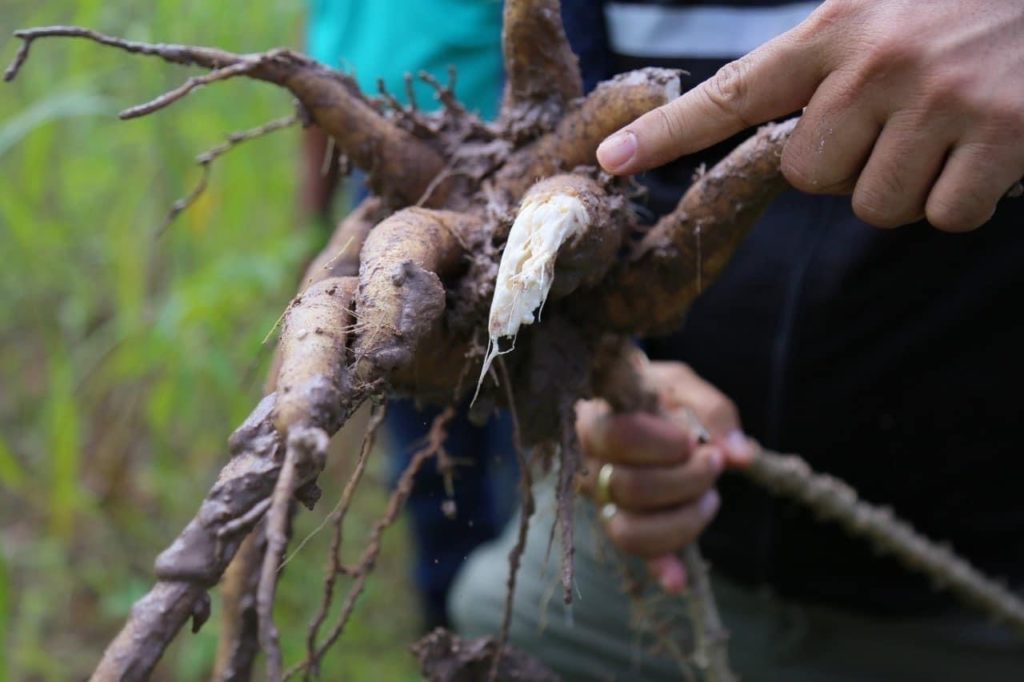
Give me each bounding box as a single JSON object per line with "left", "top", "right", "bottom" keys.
{"left": 0, "top": 1, "right": 419, "bottom": 679}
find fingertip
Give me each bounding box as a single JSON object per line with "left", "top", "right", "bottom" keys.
{"left": 649, "top": 555, "right": 688, "bottom": 594}
{"left": 597, "top": 130, "right": 638, "bottom": 174}
{"left": 697, "top": 489, "right": 721, "bottom": 521}
{"left": 724, "top": 429, "right": 757, "bottom": 467}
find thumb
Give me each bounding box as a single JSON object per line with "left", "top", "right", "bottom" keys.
{"left": 597, "top": 26, "right": 824, "bottom": 175}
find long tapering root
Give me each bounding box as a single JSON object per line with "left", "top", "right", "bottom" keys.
{"left": 90, "top": 582, "right": 209, "bottom": 682}
{"left": 92, "top": 275, "right": 372, "bottom": 680}
{"left": 5, "top": 26, "right": 448, "bottom": 206}
{"left": 489, "top": 358, "right": 536, "bottom": 682}
{"left": 258, "top": 426, "right": 329, "bottom": 682}
{"left": 303, "top": 402, "right": 388, "bottom": 678}
{"left": 747, "top": 450, "right": 1024, "bottom": 637}
{"left": 213, "top": 531, "right": 265, "bottom": 682}
{"left": 159, "top": 113, "right": 301, "bottom": 236}
{"left": 91, "top": 395, "right": 282, "bottom": 681}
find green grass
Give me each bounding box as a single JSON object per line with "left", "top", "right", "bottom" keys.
{"left": 0, "top": 1, "right": 419, "bottom": 679}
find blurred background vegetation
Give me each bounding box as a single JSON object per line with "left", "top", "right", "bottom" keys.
{"left": 0, "top": 1, "right": 419, "bottom": 679}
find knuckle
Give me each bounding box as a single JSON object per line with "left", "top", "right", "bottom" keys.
{"left": 853, "top": 173, "right": 912, "bottom": 229}
{"left": 972, "top": 96, "right": 1024, "bottom": 138}
{"left": 575, "top": 401, "right": 609, "bottom": 456}
{"left": 926, "top": 193, "right": 990, "bottom": 232}
{"left": 652, "top": 106, "right": 684, "bottom": 148}
{"left": 871, "top": 39, "right": 919, "bottom": 73}
{"left": 781, "top": 130, "right": 857, "bottom": 195}
{"left": 919, "top": 70, "right": 973, "bottom": 114}
{"left": 847, "top": 39, "right": 921, "bottom": 96}
{"left": 604, "top": 515, "right": 627, "bottom": 546}
{"left": 795, "top": 0, "right": 861, "bottom": 47}
{"left": 781, "top": 148, "right": 820, "bottom": 193}
{"left": 801, "top": 0, "right": 855, "bottom": 34}
{"left": 704, "top": 59, "right": 753, "bottom": 127}
{"left": 852, "top": 190, "right": 899, "bottom": 229}
{"left": 671, "top": 362, "right": 696, "bottom": 382}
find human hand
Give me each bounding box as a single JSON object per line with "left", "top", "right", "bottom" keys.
{"left": 596, "top": 0, "right": 1024, "bottom": 232}
{"left": 576, "top": 362, "right": 756, "bottom": 593}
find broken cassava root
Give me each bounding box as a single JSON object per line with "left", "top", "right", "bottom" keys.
{"left": 7, "top": 3, "right": 1022, "bottom": 680}
{"left": 480, "top": 173, "right": 625, "bottom": 393}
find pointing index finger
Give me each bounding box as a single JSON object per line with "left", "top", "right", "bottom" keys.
{"left": 597, "top": 24, "right": 825, "bottom": 175}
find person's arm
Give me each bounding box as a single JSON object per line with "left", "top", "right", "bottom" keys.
{"left": 576, "top": 362, "right": 755, "bottom": 592}
{"left": 596, "top": 0, "right": 1024, "bottom": 232}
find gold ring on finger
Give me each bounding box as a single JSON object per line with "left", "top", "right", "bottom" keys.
{"left": 596, "top": 462, "right": 615, "bottom": 506}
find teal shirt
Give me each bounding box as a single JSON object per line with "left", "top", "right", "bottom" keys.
{"left": 307, "top": 0, "right": 504, "bottom": 120}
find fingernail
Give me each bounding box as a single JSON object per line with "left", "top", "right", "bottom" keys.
{"left": 698, "top": 490, "right": 720, "bottom": 520}
{"left": 651, "top": 555, "right": 687, "bottom": 594}
{"left": 597, "top": 131, "right": 637, "bottom": 171}
{"left": 726, "top": 429, "right": 755, "bottom": 464}
{"left": 707, "top": 448, "right": 724, "bottom": 475}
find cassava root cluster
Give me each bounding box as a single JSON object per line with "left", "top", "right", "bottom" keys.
{"left": 7, "top": 2, "right": 1023, "bottom": 681}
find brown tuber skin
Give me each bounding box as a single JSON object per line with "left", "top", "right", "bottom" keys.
{"left": 500, "top": 0, "right": 582, "bottom": 137}
{"left": 300, "top": 198, "right": 385, "bottom": 284}
{"left": 274, "top": 277, "right": 358, "bottom": 433}
{"left": 352, "top": 208, "right": 478, "bottom": 383}
{"left": 502, "top": 68, "right": 682, "bottom": 197}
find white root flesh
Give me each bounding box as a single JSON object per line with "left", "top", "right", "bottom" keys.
{"left": 476, "top": 191, "right": 590, "bottom": 399}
